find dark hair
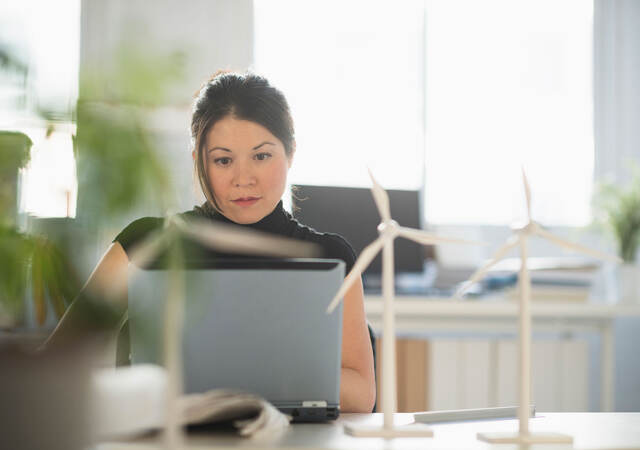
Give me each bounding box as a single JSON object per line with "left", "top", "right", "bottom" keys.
{"left": 191, "top": 70, "right": 295, "bottom": 211}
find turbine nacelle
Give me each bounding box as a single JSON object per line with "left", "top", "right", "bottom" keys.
{"left": 377, "top": 220, "right": 400, "bottom": 237}
{"left": 511, "top": 221, "right": 536, "bottom": 235}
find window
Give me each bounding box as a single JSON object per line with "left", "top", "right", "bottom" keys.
{"left": 253, "top": 0, "right": 595, "bottom": 226}
{"left": 254, "top": 0, "right": 425, "bottom": 190}
{"left": 18, "top": 127, "right": 77, "bottom": 218}
{"left": 0, "top": 0, "right": 80, "bottom": 218}
{"left": 424, "top": 0, "right": 594, "bottom": 226}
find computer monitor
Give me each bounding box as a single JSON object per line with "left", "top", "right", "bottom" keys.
{"left": 292, "top": 185, "right": 427, "bottom": 276}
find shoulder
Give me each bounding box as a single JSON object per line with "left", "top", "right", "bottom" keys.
{"left": 113, "top": 217, "right": 164, "bottom": 257}
{"left": 113, "top": 209, "right": 198, "bottom": 258}
{"left": 286, "top": 214, "right": 357, "bottom": 274}
{"left": 314, "top": 232, "right": 357, "bottom": 267}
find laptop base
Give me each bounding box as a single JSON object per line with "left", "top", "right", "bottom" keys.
{"left": 279, "top": 406, "right": 340, "bottom": 422}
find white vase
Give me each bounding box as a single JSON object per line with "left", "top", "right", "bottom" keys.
{"left": 618, "top": 264, "right": 640, "bottom": 304}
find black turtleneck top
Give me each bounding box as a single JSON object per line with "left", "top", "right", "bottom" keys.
{"left": 113, "top": 201, "right": 356, "bottom": 274}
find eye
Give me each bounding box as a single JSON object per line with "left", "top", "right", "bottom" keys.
{"left": 213, "top": 157, "right": 232, "bottom": 166}
{"left": 255, "top": 152, "right": 272, "bottom": 161}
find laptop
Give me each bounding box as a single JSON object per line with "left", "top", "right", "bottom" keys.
{"left": 127, "top": 258, "right": 345, "bottom": 422}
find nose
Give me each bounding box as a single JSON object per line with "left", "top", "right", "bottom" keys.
{"left": 231, "top": 161, "right": 257, "bottom": 188}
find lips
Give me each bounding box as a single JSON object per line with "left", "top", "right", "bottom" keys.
{"left": 231, "top": 196, "right": 261, "bottom": 207}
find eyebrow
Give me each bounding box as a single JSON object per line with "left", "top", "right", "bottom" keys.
{"left": 207, "top": 141, "right": 277, "bottom": 154}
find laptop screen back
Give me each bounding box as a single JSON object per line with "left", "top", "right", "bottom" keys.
{"left": 128, "top": 259, "right": 345, "bottom": 410}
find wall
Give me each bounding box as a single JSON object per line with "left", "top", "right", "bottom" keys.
{"left": 594, "top": 0, "right": 640, "bottom": 412}
{"left": 594, "top": 0, "right": 640, "bottom": 183}
{"left": 80, "top": 0, "right": 254, "bottom": 108}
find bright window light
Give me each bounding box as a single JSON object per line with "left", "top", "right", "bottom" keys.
{"left": 255, "top": 0, "right": 594, "bottom": 227}
{"left": 20, "top": 127, "right": 77, "bottom": 218}
{"left": 0, "top": 0, "right": 80, "bottom": 218}
{"left": 424, "top": 0, "right": 594, "bottom": 226}
{"left": 254, "top": 0, "right": 425, "bottom": 190}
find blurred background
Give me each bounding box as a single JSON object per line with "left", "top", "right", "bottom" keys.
{"left": 1, "top": 0, "right": 639, "bottom": 420}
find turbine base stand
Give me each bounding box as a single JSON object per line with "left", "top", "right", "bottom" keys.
{"left": 477, "top": 431, "right": 573, "bottom": 444}
{"left": 344, "top": 423, "right": 434, "bottom": 438}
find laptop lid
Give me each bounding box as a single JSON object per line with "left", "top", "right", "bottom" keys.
{"left": 128, "top": 258, "right": 344, "bottom": 416}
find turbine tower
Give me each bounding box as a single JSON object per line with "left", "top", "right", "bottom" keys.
{"left": 455, "top": 168, "right": 620, "bottom": 445}
{"left": 327, "top": 170, "right": 481, "bottom": 438}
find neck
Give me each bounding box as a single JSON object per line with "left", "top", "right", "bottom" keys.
{"left": 202, "top": 200, "right": 286, "bottom": 225}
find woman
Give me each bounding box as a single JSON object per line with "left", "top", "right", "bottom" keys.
{"left": 50, "top": 71, "right": 376, "bottom": 413}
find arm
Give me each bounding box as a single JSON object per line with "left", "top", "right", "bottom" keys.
{"left": 339, "top": 276, "right": 376, "bottom": 413}
{"left": 45, "top": 242, "right": 129, "bottom": 348}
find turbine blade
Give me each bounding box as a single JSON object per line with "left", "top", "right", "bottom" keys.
{"left": 454, "top": 235, "right": 520, "bottom": 298}
{"left": 327, "top": 236, "right": 386, "bottom": 313}
{"left": 533, "top": 226, "right": 622, "bottom": 263}
{"left": 174, "top": 216, "right": 320, "bottom": 258}
{"left": 398, "top": 227, "right": 484, "bottom": 246}
{"left": 522, "top": 166, "right": 532, "bottom": 222}
{"left": 368, "top": 168, "right": 391, "bottom": 222}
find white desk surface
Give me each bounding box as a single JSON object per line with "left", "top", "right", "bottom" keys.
{"left": 97, "top": 412, "right": 640, "bottom": 449}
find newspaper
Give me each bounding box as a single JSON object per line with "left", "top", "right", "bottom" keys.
{"left": 91, "top": 364, "right": 290, "bottom": 440}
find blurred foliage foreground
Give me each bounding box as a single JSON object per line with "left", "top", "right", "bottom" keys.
{"left": 0, "top": 45, "right": 184, "bottom": 330}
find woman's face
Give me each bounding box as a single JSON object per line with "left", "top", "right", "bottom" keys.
{"left": 202, "top": 116, "right": 292, "bottom": 224}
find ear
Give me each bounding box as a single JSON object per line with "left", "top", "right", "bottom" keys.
{"left": 192, "top": 150, "right": 196, "bottom": 162}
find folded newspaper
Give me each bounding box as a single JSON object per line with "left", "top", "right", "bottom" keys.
{"left": 91, "top": 365, "right": 290, "bottom": 440}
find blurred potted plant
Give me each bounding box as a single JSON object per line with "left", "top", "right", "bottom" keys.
{"left": 0, "top": 131, "right": 80, "bottom": 329}
{"left": 0, "top": 42, "right": 182, "bottom": 328}
{"left": 0, "top": 131, "right": 31, "bottom": 223}
{"left": 0, "top": 44, "right": 85, "bottom": 331}
{"left": 592, "top": 166, "right": 640, "bottom": 303}
{"left": 1, "top": 39, "right": 183, "bottom": 449}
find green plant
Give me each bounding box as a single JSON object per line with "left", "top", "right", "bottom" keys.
{"left": 0, "top": 131, "right": 80, "bottom": 326}
{"left": 0, "top": 226, "right": 79, "bottom": 326}
{"left": 592, "top": 167, "right": 640, "bottom": 263}
{"left": 0, "top": 42, "right": 184, "bottom": 328}
{"left": 0, "top": 131, "right": 31, "bottom": 221}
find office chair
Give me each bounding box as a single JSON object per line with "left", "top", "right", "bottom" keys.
{"left": 367, "top": 322, "right": 378, "bottom": 413}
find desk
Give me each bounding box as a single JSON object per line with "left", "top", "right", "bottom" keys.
{"left": 364, "top": 297, "right": 640, "bottom": 412}
{"left": 97, "top": 412, "right": 640, "bottom": 449}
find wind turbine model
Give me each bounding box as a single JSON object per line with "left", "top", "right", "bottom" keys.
{"left": 455, "top": 168, "right": 621, "bottom": 445}
{"left": 120, "top": 215, "right": 319, "bottom": 448}
{"left": 326, "top": 170, "right": 481, "bottom": 438}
